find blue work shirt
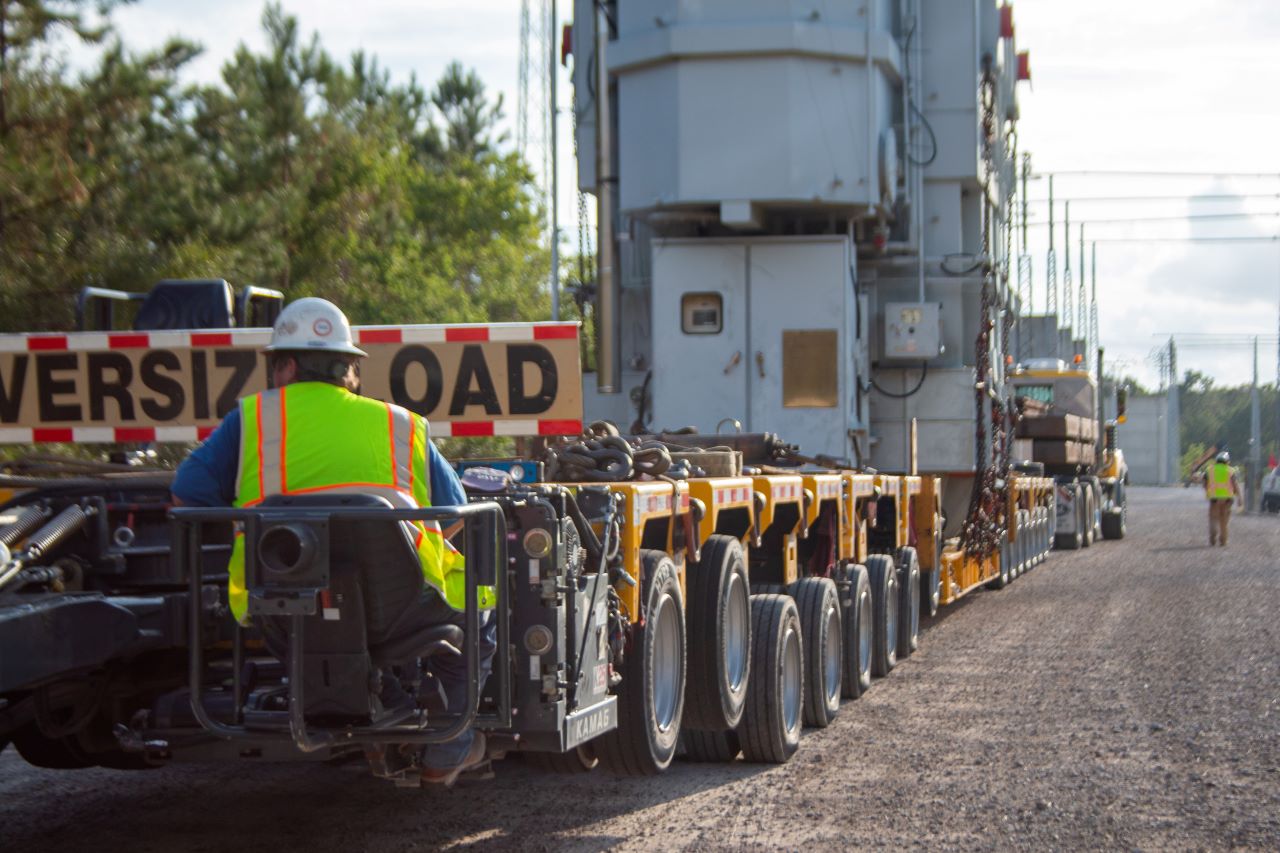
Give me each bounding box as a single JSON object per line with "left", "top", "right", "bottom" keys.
{"left": 172, "top": 404, "right": 467, "bottom": 508}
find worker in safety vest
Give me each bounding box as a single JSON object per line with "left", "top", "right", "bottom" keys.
{"left": 172, "top": 297, "right": 495, "bottom": 785}
{"left": 1204, "top": 450, "right": 1242, "bottom": 547}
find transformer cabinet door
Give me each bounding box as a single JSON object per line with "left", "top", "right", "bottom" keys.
{"left": 747, "top": 240, "right": 852, "bottom": 459}
{"left": 650, "top": 242, "right": 749, "bottom": 432}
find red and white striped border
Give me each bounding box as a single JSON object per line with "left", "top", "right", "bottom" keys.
{"left": 0, "top": 419, "right": 582, "bottom": 444}
{"left": 713, "top": 486, "right": 751, "bottom": 504}
{"left": 771, "top": 482, "right": 801, "bottom": 501}
{"left": 811, "top": 480, "right": 841, "bottom": 499}
{"left": 0, "top": 426, "right": 217, "bottom": 443}
{"left": 0, "top": 322, "right": 579, "bottom": 352}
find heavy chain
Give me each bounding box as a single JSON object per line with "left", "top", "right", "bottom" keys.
{"left": 962, "top": 57, "right": 1010, "bottom": 558}
{"left": 570, "top": 97, "right": 595, "bottom": 289}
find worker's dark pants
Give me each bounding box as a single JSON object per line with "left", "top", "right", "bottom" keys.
{"left": 1208, "top": 499, "right": 1233, "bottom": 545}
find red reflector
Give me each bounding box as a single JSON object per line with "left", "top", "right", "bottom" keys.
{"left": 561, "top": 23, "right": 573, "bottom": 64}
{"left": 191, "top": 333, "right": 233, "bottom": 347}
{"left": 533, "top": 325, "right": 578, "bottom": 340}
{"left": 1017, "top": 51, "right": 1031, "bottom": 82}
{"left": 34, "top": 428, "right": 74, "bottom": 442}
{"left": 115, "top": 428, "right": 156, "bottom": 442}
{"left": 452, "top": 421, "right": 495, "bottom": 437}
{"left": 198, "top": 427, "right": 217, "bottom": 440}
{"left": 359, "top": 328, "right": 402, "bottom": 344}
{"left": 1000, "top": 6, "right": 1015, "bottom": 39}
{"left": 109, "top": 334, "right": 150, "bottom": 349}
{"left": 445, "top": 327, "right": 489, "bottom": 343}
{"left": 28, "top": 336, "right": 68, "bottom": 351}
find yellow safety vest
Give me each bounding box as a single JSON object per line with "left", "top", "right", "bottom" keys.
{"left": 1208, "top": 462, "right": 1233, "bottom": 500}
{"left": 227, "top": 382, "right": 492, "bottom": 624}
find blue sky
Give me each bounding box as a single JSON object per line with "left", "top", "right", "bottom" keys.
{"left": 81, "top": 1, "right": 1280, "bottom": 388}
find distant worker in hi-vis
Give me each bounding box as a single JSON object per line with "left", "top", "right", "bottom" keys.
{"left": 1205, "top": 450, "right": 1242, "bottom": 546}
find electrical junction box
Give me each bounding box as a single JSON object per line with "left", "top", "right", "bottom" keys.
{"left": 883, "top": 303, "right": 943, "bottom": 360}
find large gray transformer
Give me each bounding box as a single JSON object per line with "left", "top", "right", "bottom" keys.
{"left": 575, "top": 1, "right": 1029, "bottom": 533}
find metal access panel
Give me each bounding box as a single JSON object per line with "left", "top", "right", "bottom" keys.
{"left": 650, "top": 242, "right": 749, "bottom": 432}
{"left": 649, "top": 238, "right": 856, "bottom": 458}
{"left": 747, "top": 241, "right": 853, "bottom": 457}
{"left": 883, "top": 302, "right": 943, "bottom": 359}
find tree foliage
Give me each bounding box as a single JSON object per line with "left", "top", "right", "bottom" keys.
{"left": 0, "top": 1, "right": 551, "bottom": 332}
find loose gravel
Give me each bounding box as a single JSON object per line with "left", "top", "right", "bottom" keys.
{"left": 2, "top": 486, "right": 1278, "bottom": 851}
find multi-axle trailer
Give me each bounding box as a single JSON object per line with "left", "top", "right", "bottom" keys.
{"left": 0, "top": 311, "right": 1057, "bottom": 779}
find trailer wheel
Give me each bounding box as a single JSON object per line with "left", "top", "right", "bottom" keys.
{"left": 11, "top": 724, "right": 93, "bottom": 769}
{"left": 840, "top": 563, "right": 873, "bottom": 699}
{"left": 987, "top": 539, "right": 1010, "bottom": 590}
{"left": 1081, "top": 488, "right": 1095, "bottom": 548}
{"left": 866, "top": 554, "right": 898, "bottom": 677}
{"left": 738, "top": 594, "right": 803, "bottom": 764}
{"left": 1101, "top": 505, "right": 1126, "bottom": 540}
{"left": 681, "top": 728, "right": 741, "bottom": 763}
{"left": 525, "top": 744, "right": 598, "bottom": 774}
{"left": 792, "top": 577, "right": 841, "bottom": 727}
{"left": 894, "top": 547, "right": 921, "bottom": 654}
{"left": 1055, "top": 486, "right": 1083, "bottom": 550}
{"left": 685, "top": 534, "right": 752, "bottom": 731}
{"left": 596, "top": 550, "right": 686, "bottom": 776}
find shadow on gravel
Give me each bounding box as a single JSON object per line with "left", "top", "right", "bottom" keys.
{"left": 0, "top": 743, "right": 776, "bottom": 852}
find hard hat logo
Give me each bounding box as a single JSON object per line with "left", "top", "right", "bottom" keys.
{"left": 263, "top": 297, "right": 368, "bottom": 358}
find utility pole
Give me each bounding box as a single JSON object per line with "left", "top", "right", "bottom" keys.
{"left": 549, "top": 0, "right": 560, "bottom": 320}
{"left": 1250, "top": 336, "right": 1261, "bottom": 511}
{"left": 1167, "top": 337, "right": 1180, "bottom": 483}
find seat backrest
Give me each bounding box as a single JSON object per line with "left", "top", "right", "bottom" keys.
{"left": 258, "top": 493, "right": 426, "bottom": 646}
{"left": 134, "top": 279, "right": 234, "bottom": 330}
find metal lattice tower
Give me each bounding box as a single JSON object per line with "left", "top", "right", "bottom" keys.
{"left": 1090, "top": 243, "right": 1099, "bottom": 362}
{"left": 1063, "top": 204, "right": 1073, "bottom": 338}
{"left": 518, "top": 1, "right": 552, "bottom": 203}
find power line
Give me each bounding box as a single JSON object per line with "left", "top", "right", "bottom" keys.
{"left": 1027, "top": 193, "right": 1280, "bottom": 205}
{"left": 1089, "top": 236, "right": 1280, "bottom": 244}
{"left": 1026, "top": 211, "right": 1280, "bottom": 228}
{"left": 1033, "top": 170, "right": 1280, "bottom": 179}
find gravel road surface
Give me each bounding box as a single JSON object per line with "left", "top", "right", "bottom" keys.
{"left": 2, "top": 486, "right": 1278, "bottom": 851}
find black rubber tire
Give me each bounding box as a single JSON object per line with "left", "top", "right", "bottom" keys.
{"left": 681, "top": 728, "right": 741, "bottom": 763}
{"left": 895, "top": 548, "right": 921, "bottom": 655}
{"left": 596, "top": 550, "right": 686, "bottom": 777}
{"left": 1101, "top": 505, "right": 1126, "bottom": 540}
{"left": 792, "top": 576, "right": 841, "bottom": 728}
{"left": 922, "top": 564, "right": 940, "bottom": 617}
{"left": 685, "top": 534, "right": 752, "bottom": 731}
{"left": 11, "top": 724, "right": 93, "bottom": 769}
{"left": 525, "top": 744, "right": 598, "bottom": 774}
{"left": 840, "top": 563, "right": 873, "bottom": 699}
{"left": 1055, "top": 486, "right": 1083, "bottom": 550}
{"left": 987, "top": 539, "right": 1010, "bottom": 590}
{"left": 737, "top": 594, "right": 803, "bottom": 764}
{"left": 1081, "top": 488, "right": 1095, "bottom": 548}
{"left": 865, "top": 554, "right": 898, "bottom": 677}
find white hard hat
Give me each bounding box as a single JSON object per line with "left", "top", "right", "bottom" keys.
{"left": 264, "top": 297, "right": 367, "bottom": 357}
{"left": 1216, "top": 451, "right": 1230, "bottom": 463}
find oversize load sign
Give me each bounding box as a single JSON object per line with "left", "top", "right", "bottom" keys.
{"left": 0, "top": 323, "right": 583, "bottom": 443}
